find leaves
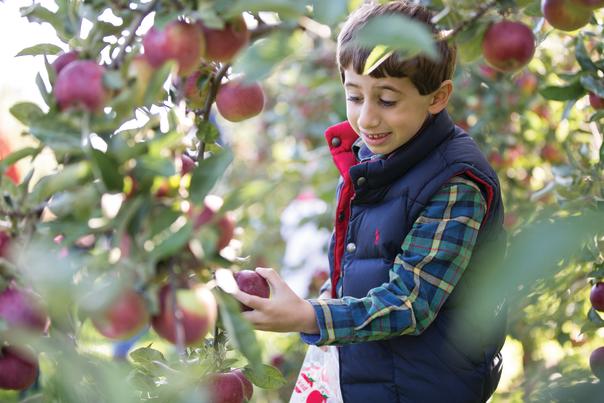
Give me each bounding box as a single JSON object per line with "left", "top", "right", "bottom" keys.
{"left": 16, "top": 43, "right": 64, "bottom": 57}
{"left": 226, "top": 0, "right": 307, "bottom": 19}
{"left": 312, "top": 0, "right": 348, "bottom": 26}
{"left": 539, "top": 80, "right": 586, "bottom": 101}
{"left": 9, "top": 102, "right": 45, "bottom": 126}
{"left": 189, "top": 148, "right": 233, "bottom": 203}
{"left": 242, "top": 364, "right": 287, "bottom": 389}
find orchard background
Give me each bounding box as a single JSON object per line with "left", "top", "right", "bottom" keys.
{"left": 0, "top": 0, "right": 603, "bottom": 402}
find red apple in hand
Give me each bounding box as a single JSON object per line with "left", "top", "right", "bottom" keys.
{"left": 482, "top": 20, "right": 535, "bottom": 72}
{"left": 0, "top": 286, "right": 49, "bottom": 334}
{"left": 590, "top": 282, "right": 604, "bottom": 312}
{"left": 0, "top": 347, "right": 38, "bottom": 391}
{"left": 590, "top": 346, "right": 604, "bottom": 379}
{"left": 234, "top": 270, "right": 270, "bottom": 311}
{"left": 143, "top": 20, "right": 205, "bottom": 76}
{"left": 589, "top": 92, "right": 604, "bottom": 109}
{"left": 216, "top": 79, "right": 265, "bottom": 122}
{"left": 91, "top": 288, "right": 149, "bottom": 340}
{"left": 151, "top": 283, "right": 217, "bottom": 346}
{"left": 542, "top": 0, "right": 592, "bottom": 31}
{"left": 200, "top": 15, "right": 250, "bottom": 62}
{"left": 54, "top": 60, "right": 109, "bottom": 112}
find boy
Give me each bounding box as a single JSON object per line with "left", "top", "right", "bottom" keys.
{"left": 234, "top": 2, "right": 507, "bottom": 402}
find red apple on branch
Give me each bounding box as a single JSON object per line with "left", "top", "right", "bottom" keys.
{"left": 143, "top": 20, "right": 205, "bottom": 76}
{"left": 0, "top": 347, "right": 38, "bottom": 391}
{"left": 0, "top": 286, "right": 49, "bottom": 334}
{"left": 569, "top": 0, "right": 604, "bottom": 9}
{"left": 200, "top": 15, "right": 250, "bottom": 62}
{"left": 589, "top": 92, "right": 604, "bottom": 109}
{"left": 590, "top": 282, "right": 604, "bottom": 312}
{"left": 183, "top": 70, "right": 211, "bottom": 109}
{"left": 232, "top": 369, "right": 253, "bottom": 401}
{"left": 54, "top": 60, "right": 109, "bottom": 112}
{"left": 52, "top": 50, "right": 79, "bottom": 75}
{"left": 234, "top": 270, "right": 270, "bottom": 311}
{"left": 91, "top": 288, "right": 149, "bottom": 340}
{"left": 180, "top": 154, "right": 196, "bottom": 175}
{"left": 542, "top": 0, "right": 592, "bottom": 31}
{"left": 216, "top": 79, "right": 265, "bottom": 122}
{"left": 208, "top": 371, "right": 248, "bottom": 403}
{"left": 482, "top": 20, "right": 535, "bottom": 72}
{"left": 540, "top": 144, "right": 565, "bottom": 164}
{"left": 590, "top": 346, "right": 604, "bottom": 379}
{"left": 151, "top": 283, "right": 217, "bottom": 346}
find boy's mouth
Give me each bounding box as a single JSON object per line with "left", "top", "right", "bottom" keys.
{"left": 362, "top": 132, "right": 391, "bottom": 146}
{"left": 364, "top": 132, "right": 390, "bottom": 140}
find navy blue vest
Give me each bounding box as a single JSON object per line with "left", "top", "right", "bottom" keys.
{"left": 324, "top": 111, "right": 507, "bottom": 403}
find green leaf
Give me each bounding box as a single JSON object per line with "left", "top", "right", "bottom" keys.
{"left": 35, "top": 73, "right": 52, "bottom": 107}
{"left": 9, "top": 102, "right": 45, "bottom": 126}
{"left": 581, "top": 75, "right": 604, "bottom": 98}
{"left": 0, "top": 147, "right": 41, "bottom": 173}
{"left": 29, "top": 161, "right": 93, "bottom": 203}
{"left": 130, "top": 346, "right": 167, "bottom": 367}
{"left": 214, "top": 290, "right": 263, "bottom": 373}
{"left": 576, "top": 36, "right": 598, "bottom": 72}
{"left": 136, "top": 156, "right": 176, "bottom": 177}
{"left": 148, "top": 208, "right": 181, "bottom": 239}
{"left": 16, "top": 43, "right": 63, "bottom": 57}
{"left": 149, "top": 221, "right": 193, "bottom": 262}
{"left": 590, "top": 110, "right": 604, "bottom": 122}
{"left": 312, "top": 0, "right": 348, "bottom": 26}
{"left": 587, "top": 308, "right": 604, "bottom": 327}
{"left": 243, "top": 364, "right": 286, "bottom": 389}
{"left": 27, "top": 114, "right": 82, "bottom": 153}
{"left": 356, "top": 14, "right": 439, "bottom": 73}
{"left": 189, "top": 148, "right": 233, "bottom": 203}
{"left": 456, "top": 21, "right": 489, "bottom": 63}
{"left": 226, "top": 0, "right": 307, "bottom": 19}
{"left": 144, "top": 61, "right": 173, "bottom": 106}
{"left": 103, "top": 70, "right": 125, "bottom": 90}
{"left": 539, "top": 81, "right": 586, "bottom": 101}
{"left": 196, "top": 120, "right": 221, "bottom": 144}
{"left": 47, "top": 184, "right": 99, "bottom": 218}
{"left": 232, "top": 30, "right": 296, "bottom": 82}
{"left": 90, "top": 149, "right": 123, "bottom": 192}
{"left": 363, "top": 45, "right": 394, "bottom": 75}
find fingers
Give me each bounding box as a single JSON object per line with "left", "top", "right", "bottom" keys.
{"left": 233, "top": 289, "right": 266, "bottom": 311}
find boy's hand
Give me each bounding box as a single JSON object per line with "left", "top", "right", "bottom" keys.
{"left": 233, "top": 267, "right": 319, "bottom": 334}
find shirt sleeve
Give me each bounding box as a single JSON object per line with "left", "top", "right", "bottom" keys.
{"left": 300, "top": 176, "right": 487, "bottom": 346}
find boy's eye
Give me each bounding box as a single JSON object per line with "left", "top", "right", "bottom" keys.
{"left": 346, "top": 96, "right": 362, "bottom": 103}
{"left": 379, "top": 99, "right": 397, "bottom": 107}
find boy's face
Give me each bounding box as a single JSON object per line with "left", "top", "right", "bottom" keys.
{"left": 343, "top": 68, "right": 433, "bottom": 155}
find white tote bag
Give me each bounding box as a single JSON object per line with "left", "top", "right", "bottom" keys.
{"left": 289, "top": 345, "right": 343, "bottom": 403}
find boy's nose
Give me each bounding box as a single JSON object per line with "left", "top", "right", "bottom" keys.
{"left": 358, "top": 102, "right": 380, "bottom": 130}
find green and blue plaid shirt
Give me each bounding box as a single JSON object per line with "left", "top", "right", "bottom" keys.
{"left": 304, "top": 176, "right": 486, "bottom": 346}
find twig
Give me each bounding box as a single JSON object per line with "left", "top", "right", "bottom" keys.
{"left": 110, "top": 0, "right": 160, "bottom": 69}
{"left": 196, "top": 63, "right": 230, "bottom": 159}
{"left": 442, "top": 0, "right": 500, "bottom": 41}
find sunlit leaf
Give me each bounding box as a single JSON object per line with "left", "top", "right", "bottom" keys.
{"left": 189, "top": 148, "right": 233, "bottom": 203}
{"left": 16, "top": 43, "right": 63, "bottom": 57}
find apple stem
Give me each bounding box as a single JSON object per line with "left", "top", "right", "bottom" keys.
{"left": 442, "top": 0, "right": 500, "bottom": 40}
{"left": 109, "top": 0, "right": 160, "bottom": 70}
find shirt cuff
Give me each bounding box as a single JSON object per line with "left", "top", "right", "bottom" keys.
{"left": 299, "top": 299, "right": 330, "bottom": 345}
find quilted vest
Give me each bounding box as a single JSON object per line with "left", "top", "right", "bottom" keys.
{"left": 324, "top": 111, "right": 507, "bottom": 403}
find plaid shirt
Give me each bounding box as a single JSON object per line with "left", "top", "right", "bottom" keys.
{"left": 302, "top": 176, "right": 486, "bottom": 346}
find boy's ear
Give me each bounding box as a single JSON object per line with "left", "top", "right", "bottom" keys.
{"left": 427, "top": 80, "right": 453, "bottom": 115}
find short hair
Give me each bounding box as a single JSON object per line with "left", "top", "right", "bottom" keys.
{"left": 336, "top": 1, "right": 457, "bottom": 95}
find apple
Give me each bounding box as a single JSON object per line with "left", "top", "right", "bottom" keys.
{"left": 515, "top": 71, "right": 539, "bottom": 96}
{"left": 590, "top": 346, "right": 604, "bottom": 379}
{"left": 590, "top": 282, "right": 604, "bottom": 312}
{"left": 269, "top": 353, "right": 285, "bottom": 369}
{"left": 216, "top": 79, "right": 265, "bottom": 122}
{"left": 143, "top": 20, "right": 205, "bottom": 76}
{"left": 234, "top": 270, "right": 270, "bottom": 311}
{"left": 0, "top": 347, "right": 38, "bottom": 391}
{"left": 180, "top": 154, "right": 196, "bottom": 175}
{"left": 52, "top": 50, "right": 79, "bottom": 75}
{"left": 541, "top": 0, "right": 592, "bottom": 31}
{"left": 569, "top": 0, "right": 604, "bottom": 9}
{"left": 200, "top": 15, "right": 250, "bottom": 62}
{"left": 208, "top": 372, "right": 245, "bottom": 403}
{"left": 0, "top": 286, "right": 49, "bottom": 334}
{"left": 540, "top": 144, "right": 565, "bottom": 164}
{"left": 151, "top": 283, "right": 217, "bottom": 346}
{"left": 183, "top": 70, "right": 211, "bottom": 109}
{"left": 232, "top": 369, "right": 253, "bottom": 401}
{"left": 91, "top": 288, "right": 149, "bottom": 340}
{"left": 482, "top": 20, "right": 535, "bottom": 72}
{"left": 589, "top": 92, "right": 604, "bottom": 109}
{"left": 54, "top": 60, "right": 109, "bottom": 112}
{"left": 193, "top": 195, "right": 236, "bottom": 251}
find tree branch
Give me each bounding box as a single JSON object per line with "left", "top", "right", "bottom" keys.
{"left": 110, "top": 0, "right": 160, "bottom": 69}
{"left": 442, "top": 0, "right": 500, "bottom": 41}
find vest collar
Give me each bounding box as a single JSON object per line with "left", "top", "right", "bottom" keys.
{"left": 325, "top": 111, "right": 456, "bottom": 191}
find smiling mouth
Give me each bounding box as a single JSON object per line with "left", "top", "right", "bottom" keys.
{"left": 363, "top": 132, "right": 390, "bottom": 140}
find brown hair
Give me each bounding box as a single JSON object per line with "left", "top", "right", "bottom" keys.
{"left": 336, "top": 1, "right": 456, "bottom": 95}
